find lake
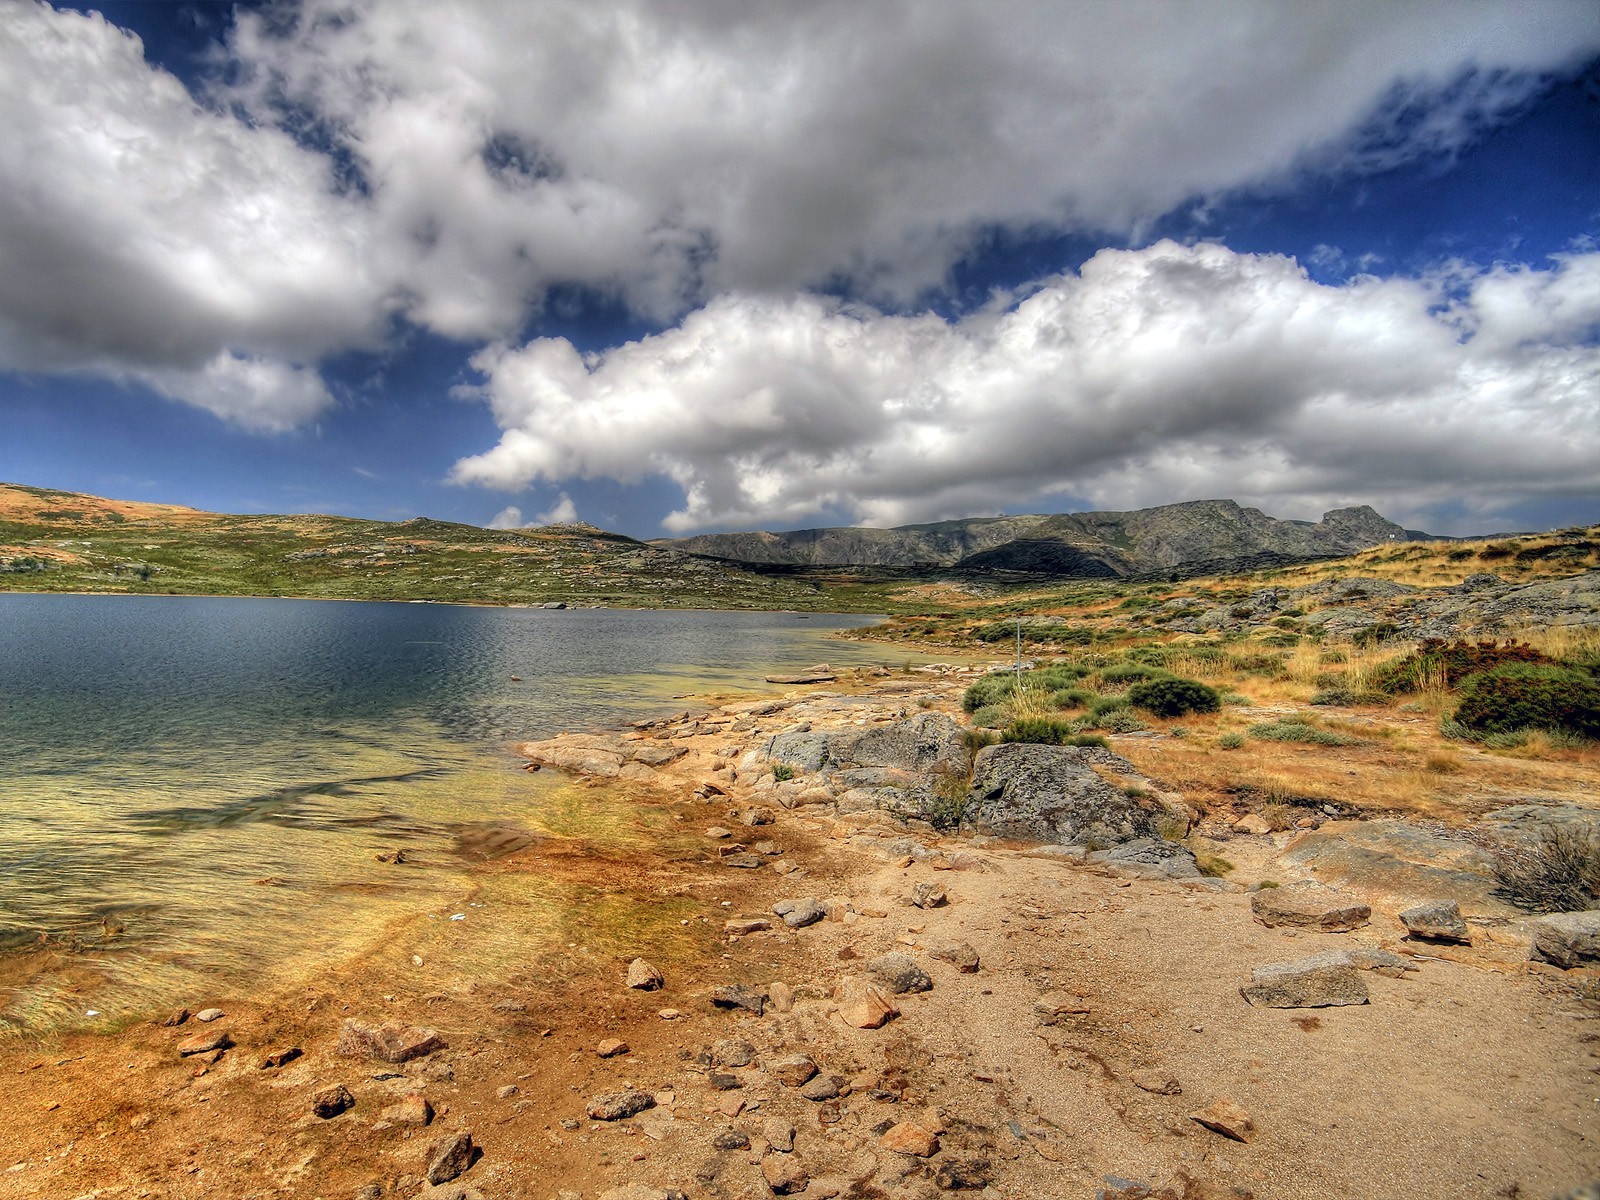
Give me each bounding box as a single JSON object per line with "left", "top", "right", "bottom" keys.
{"left": 0, "top": 595, "right": 923, "bottom": 1034}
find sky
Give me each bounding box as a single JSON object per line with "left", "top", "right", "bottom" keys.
{"left": 1, "top": 1, "right": 1598, "bottom": 539}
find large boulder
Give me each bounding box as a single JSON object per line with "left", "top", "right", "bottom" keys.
{"left": 1530, "top": 911, "right": 1600, "bottom": 968}
{"left": 964, "top": 743, "right": 1153, "bottom": 845}
{"left": 1087, "top": 837, "right": 1200, "bottom": 880}
{"left": 763, "top": 714, "right": 971, "bottom": 821}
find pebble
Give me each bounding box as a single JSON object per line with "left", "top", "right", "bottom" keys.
{"left": 597, "top": 1038, "right": 630, "bottom": 1058}
{"left": 626, "top": 958, "right": 665, "bottom": 990}
{"left": 310, "top": 1084, "right": 355, "bottom": 1119}
{"left": 910, "top": 882, "right": 947, "bottom": 909}
{"left": 878, "top": 1120, "right": 940, "bottom": 1157}
{"left": 1191, "top": 1097, "right": 1254, "bottom": 1142}
{"left": 195, "top": 1008, "right": 225, "bottom": 1023}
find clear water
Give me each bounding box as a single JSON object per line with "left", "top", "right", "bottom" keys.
{"left": 0, "top": 595, "right": 908, "bottom": 1033}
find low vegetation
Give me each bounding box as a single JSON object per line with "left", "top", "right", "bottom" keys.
{"left": 1487, "top": 825, "right": 1600, "bottom": 912}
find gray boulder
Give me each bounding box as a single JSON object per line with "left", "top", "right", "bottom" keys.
{"left": 867, "top": 952, "right": 932, "bottom": 995}
{"left": 1241, "top": 953, "right": 1370, "bottom": 1008}
{"left": 1399, "top": 899, "right": 1470, "bottom": 943}
{"left": 1531, "top": 911, "right": 1600, "bottom": 968}
{"left": 964, "top": 743, "right": 1153, "bottom": 845}
{"left": 1087, "top": 837, "right": 1200, "bottom": 880}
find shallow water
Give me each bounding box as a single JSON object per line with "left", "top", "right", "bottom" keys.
{"left": 0, "top": 595, "right": 915, "bottom": 1033}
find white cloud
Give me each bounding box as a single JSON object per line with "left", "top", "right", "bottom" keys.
{"left": 486, "top": 505, "right": 524, "bottom": 530}
{"left": 130, "top": 352, "right": 335, "bottom": 433}
{"left": 535, "top": 493, "right": 579, "bottom": 526}
{"left": 451, "top": 241, "right": 1600, "bottom": 532}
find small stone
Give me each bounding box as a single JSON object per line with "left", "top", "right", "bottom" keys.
{"left": 490, "top": 999, "right": 526, "bottom": 1013}
{"left": 738, "top": 807, "right": 777, "bottom": 826}
{"left": 878, "top": 1120, "right": 940, "bottom": 1157}
{"left": 258, "top": 1047, "right": 303, "bottom": 1069}
{"left": 867, "top": 952, "right": 933, "bottom": 995}
{"left": 911, "top": 882, "right": 947, "bottom": 909}
{"left": 706, "top": 826, "right": 734, "bottom": 839}
{"left": 773, "top": 898, "right": 826, "bottom": 928}
{"left": 767, "top": 981, "right": 796, "bottom": 1012}
{"left": 587, "top": 1090, "right": 656, "bottom": 1121}
{"left": 337, "top": 1019, "right": 447, "bottom": 1063}
{"left": 713, "top": 1038, "right": 756, "bottom": 1067}
{"left": 708, "top": 1072, "right": 742, "bottom": 1091}
{"left": 1241, "top": 954, "right": 1370, "bottom": 1008}
{"left": 657, "top": 1008, "right": 683, "bottom": 1021}
{"left": 928, "top": 941, "right": 980, "bottom": 973}
{"left": 835, "top": 978, "right": 899, "bottom": 1029}
{"left": 425, "top": 1131, "right": 477, "bottom": 1185}
{"left": 311, "top": 1084, "right": 355, "bottom": 1119}
{"left": 761, "top": 1154, "right": 809, "bottom": 1194}
{"left": 381, "top": 1093, "right": 434, "bottom": 1125}
{"left": 764, "top": 1117, "right": 796, "bottom": 1152}
{"left": 626, "top": 958, "right": 665, "bottom": 990}
{"left": 1530, "top": 911, "right": 1600, "bottom": 968}
{"left": 1399, "top": 899, "right": 1470, "bottom": 944}
{"left": 1249, "top": 882, "right": 1370, "bottom": 932}
{"left": 771, "top": 1054, "right": 819, "bottom": 1086}
{"left": 712, "top": 1127, "right": 750, "bottom": 1150}
{"left": 710, "top": 983, "right": 766, "bottom": 1016}
{"left": 176, "top": 1029, "right": 233, "bottom": 1057}
{"left": 195, "top": 1007, "right": 225, "bottom": 1022}
{"left": 935, "top": 1157, "right": 993, "bottom": 1190}
{"left": 724, "top": 918, "right": 772, "bottom": 935}
{"left": 800, "top": 1074, "right": 842, "bottom": 1102}
{"left": 1130, "top": 1070, "right": 1182, "bottom": 1096}
{"left": 160, "top": 1007, "right": 189, "bottom": 1027}
{"left": 1191, "top": 1097, "right": 1254, "bottom": 1142}
{"left": 723, "top": 853, "right": 763, "bottom": 869}
{"left": 496, "top": 1085, "right": 518, "bottom": 1099}
{"left": 597, "top": 1038, "right": 630, "bottom": 1058}
{"left": 1233, "top": 814, "right": 1273, "bottom": 835}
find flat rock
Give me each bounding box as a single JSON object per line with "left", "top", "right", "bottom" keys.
{"left": 761, "top": 1154, "right": 810, "bottom": 1194}
{"left": 311, "top": 1084, "right": 355, "bottom": 1119}
{"left": 878, "top": 1121, "right": 940, "bottom": 1157}
{"left": 1191, "top": 1097, "right": 1254, "bottom": 1142}
{"left": 867, "top": 952, "right": 932, "bottom": 995}
{"left": 929, "top": 941, "right": 981, "bottom": 972}
{"left": 724, "top": 917, "right": 771, "bottom": 935}
{"left": 1531, "top": 911, "right": 1600, "bottom": 968}
{"left": 337, "top": 1018, "right": 448, "bottom": 1063}
{"left": 597, "top": 1038, "right": 629, "bottom": 1058}
{"left": 425, "top": 1131, "right": 476, "bottom": 1185}
{"left": 774, "top": 897, "right": 826, "bottom": 928}
{"left": 710, "top": 984, "right": 767, "bottom": 1015}
{"left": 771, "top": 1054, "right": 818, "bottom": 1087}
{"left": 587, "top": 1090, "right": 656, "bottom": 1121}
{"left": 713, "top": 1038, "right": 755, "bottom": 1068}
{"left": 381, "top": 1093, "right": 434, "bottom": 1125}
{"left": 1278, "top": 820, "right": 1511, "bottom": 914}
{"left": 722, "top": 853, "right": 763, "bottom": 869}
{"left": 1130, "top": 1070, "right": 1182, "bottom": 1096}
{"left": 1086, "top": 837, "right": 1201, "bottom": 881}
{"left": 834, "top": 977, "right": 898, "bottom": 1029}
{"left": 176, "top": 1029, "right": 232, "bottom": 1057}
{"left": 195, "top": 1007, "right": 225, "bottom": 1022}
{"left": 1249, "top": 882, "right": 1370, "bottom": 932}
{"left": 910, "top": 881, "right": 947, "bottom": 909}
{"left": 1241, "top": 953, "right": 1370, "bottom": 1008}
{"left": 1399, "top": 899, "right": 1471, "bottom": 943}
{"left": 626, "top": 958, "right": 664, "bottom": 990}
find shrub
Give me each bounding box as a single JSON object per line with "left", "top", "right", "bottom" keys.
{"left": 1127, "top": 677, "right": 1221, "bottom": 717}
{"left": 1096, "top": 709, "right": 1148, "bottom": 733}
{"left": 1217, "top": 732, "right": 1245, "bottom": 750}
{"left": 1370, "top": 638, "right": 1549, "bottom": 695}
{"left": 772, "top": 764, "right": 795, "bottom": 782}
{"left": 1100, "top": 662, "right": 1169, "bottom": 684}
{"left": 1247, "top": 720, "right": 1359, "bottom": 746}
{"left": 1050, "top": 687, "right": 1094, "bottom": 709}
{"left": 963, "top": 673, "right": 1017, "bottom": 712}
{"left": 970, "top": 705, "right": 1009, "bottom": 729}
{"left": 1001, "top": 718, "right": 1108, "bottom": 748}
{"left": 1451, "top": 663, "right": 1600, "bottom": 739}
{"left": 1087, "top": 694, "right": 1130, "bottom": 717}
{"left": 1261, "top": 802, "right": 1297, "bottom": 831}
{"left": 1487, "top": 825, "right": 1600, "bottom": 912}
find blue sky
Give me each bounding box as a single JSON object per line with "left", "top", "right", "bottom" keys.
{"left": 1, "top": 1, "right": 1598, "bottom": 538}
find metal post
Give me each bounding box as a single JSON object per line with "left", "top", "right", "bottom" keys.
{"left": 1015, "top": 615, "right": 1023, "bottom": 689}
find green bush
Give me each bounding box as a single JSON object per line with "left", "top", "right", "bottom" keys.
{"left": 1087, "top": 694, "right": 1130, "bottom": 717}
{"left": 1001, "top": 718, "right": 1108, "bottom": 748}
{"left": 970, "top": 704, "right": 1009, "bottom": 729}
{"left": 1452, "top": 663, "right": 1600, "bottom": 738}
{"left": 772, "top": 764, "right": 794, "bottom": 782}
{"left": 963, "top": 672, "right": 1018, "bottom": 711}
{"left": 1050, "top": 687, "right": 1095, "bottom": 709}
{"left": 1126, "top": 676, "right": 1221, "bottom": 717}
{"left": 1095, "top": 709, "right": 1148, "bottom": 733}
{"left": 1217, "top": 732, "right": 1245, "bottom": 750}
{"left": 1247, "top": 719, "right": 1359, "bottom": 746}
{"left": 1370, "top": 638, "right": 1549, "bottom": 695}
{"left": 1100, "top": 662, "right": 1169, "bottom": 684}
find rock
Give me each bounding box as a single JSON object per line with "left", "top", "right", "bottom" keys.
{"left": 1087, "top": 837, "right": 1201, "bottom": 880}
{"left": 910, "top": 881, "right": 947, "bottom": 909}
{"left": 761, "top": 1154, "right": 810, "bottom": 1194}
{"left": 1233, "top": 814, "right": 1273, "bottom": 835}
{"left": 1130, "top": 1071, "right": 1182, "bottom": 1096}
{"left": 416, "top": 1184, "right": 484, "bottom": 1200}
{"left": 713, "top": 1038, "right": 755, "bottom": 1067}
{"left": 1399, "top": 899, "right": 1471, "bottom": 943}
{"left": 337, "top": 1019, "right": 447, "bottom": 1063}
{"left": 177, "top": 1029, "right": 233, "bottom": 1057}
{"left": 771, "top": 1054, "right": 819, "bottom": 1087}
{"left": 311, "top": 1084, "right": 355, "bottom": 1118}
{"left": 258, "top": 1047, "right": 303, "bottom": 1069}
{"left": 710, "top": 983, "right": 766, "bottom": 1016}
{"left": 774, "top": 897, "right": 826, "bottom": 928}
{"left": 738, "top": 807, "right": 777, "bottom": 826}
{"left": 708, "top": 1071, "right": 742, "bottom": 1091}
{"left": 1241, "top": 953, "right": 1370, "bottom": 1008}
{"left": 768, "top": 980, "right": 796, "bottom": 1012}
{"left": 935, "top": 1157, "right": 993, "bottom": 1190}
{"left": 706, "top": 826, "right": 733, "bottom": 839}
{"left": 587, "top": 1090, "right": 656, "bottom": 1121}
{"left": 496, "top": 1085, "right": 518, "bottom": 1099}
{"left": 835, "top": 977, "right": 899, "bottom": 1029}
{"left": 878, "top": 1121, "right": 940, "bottom": 1157}
{"left": 1191, "top": 1097, "right": 1254, "bottom": 1142}
{"left": 597, "top": 1038, "right": 629, "bottom": 1058}
{"left": 766, "top": 666, "right": 836, "bottom": 684}
{"left": 724, "top": 918, "right": 771, "bottom": 935}
{"left": 658, "top": 1008, "right": 683, "bottom": 1020}
{"left": 722, "top": 853, "right": 761, "bottom": 869}
{"left": 928, "top": 941, "right": 980, "bottom": 972}
{"left": 160, "top": 1007, "right": 190, "bottom": 1026}
{"left": 1552, "top": 1184, "right": 1600, "bottom": 1200}
{"left": 1249, "top": 882, "right": 1370, "bottom": 932}
{"left": 1531, "top": 911, "right": 1600, "bottom": 968}
{"left": 425, "top": 1132, "right": 477, "bottom": 1185}
{"left": 195, "top": 1007, "right": 225, "bottom": 1022}
{"left": 381, "top": 1094, "right": 435, "bottom": 1125}
{"left": 712, "top": 1127, "right": 750, "bottom": 1150}
{"left": 626, "top": 958, "right": 665, "bottom": 990}
{"left": 867, "top": 952, "right": 933, "bottom": 995}
{"left": 800, "top": 1074, "right": 843, "bottom": 1102}
{"left": 965, "top": 742, "right": 1154, "bottom": 845}
{"left": 764, "top": 1117, "right": 796, "bottom": 1152}
{"left": 1277, "top": 819, "right": 1511, "bottom": 914}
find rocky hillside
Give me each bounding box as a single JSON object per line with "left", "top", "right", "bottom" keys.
{"left": 659, "top": 499, "right": 1431, "bottom": 577}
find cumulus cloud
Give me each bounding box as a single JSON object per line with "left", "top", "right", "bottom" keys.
{"left": 450, "top": 241, "right": 1600, "bottom": 532}
{"left": 486, "top": 505, "right": 524, "bottom": 530}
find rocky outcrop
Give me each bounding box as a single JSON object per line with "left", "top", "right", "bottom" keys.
{"left": 516, "top": 733, "right": 684, "bottom": 781}
{"left": 1241, "top": 953, "right": 1370, "bottom": 1008}
{"left": 1530, "top": 912, "right": 1600, "bottom": 968}
{"left": 1249, "top": 882, "right": 1370, "bottom": 932}
{"left": 963, "top": 743, "right": 1154, "bottom": 845}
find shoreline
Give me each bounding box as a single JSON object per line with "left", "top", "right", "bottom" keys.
{"left": 0, "top": 665, "right": 1594, "bottom": 1198}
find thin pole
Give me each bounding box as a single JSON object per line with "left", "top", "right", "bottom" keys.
{"left": 1015, "top": 615, "right": 1023, "bottom": 689}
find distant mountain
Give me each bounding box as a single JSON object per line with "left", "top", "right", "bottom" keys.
{"left": 656, "top": 499, "right": 1432, "bottom": 578}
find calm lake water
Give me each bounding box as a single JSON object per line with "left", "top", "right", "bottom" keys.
{"left": 0, "top": 595, "right": 919, "bottom": 1034}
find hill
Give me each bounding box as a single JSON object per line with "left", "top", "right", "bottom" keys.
{"left": 658, "top": 499, "right": 1431, "bottom": 577}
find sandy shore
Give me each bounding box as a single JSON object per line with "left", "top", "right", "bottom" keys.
{"left": 0, "top": 665, "right": 1595, "bottom": 1200}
